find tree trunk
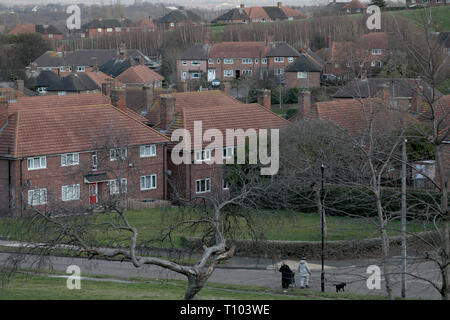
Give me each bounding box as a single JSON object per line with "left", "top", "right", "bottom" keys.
{"left": 184, "top": 268, "right": 214, "bottom": 300}
{"left": 376, "top": 192, "right": 393, "bottom": 300}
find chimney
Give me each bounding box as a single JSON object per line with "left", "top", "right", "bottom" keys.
{"left": 378, "top": 83, "right": 391, "bottom": 106}
{"left": 143, "top": 84, "right": 154, "bottom": 112}
{"left": 240, "top": 4, "right": 245, "bottom": 8}
{"left": 102, "top": 80, "right": 112, "bottom": 97}
{"left": 160, "top": 95, "right": 175, "bottom": 130}
{"left": 277, "top": 2, "right": 282, "bottom": 8}
{"left": 257, "top": 89, "right": 271, "bottom": 110}
{"left": 298, "top": 90, "right": 311, "bottom": 119}
{"left": 119, "top": 43, "right": 126, "bottom": 60}
{"left": 15, "top": 79, "right": 24, "bottom": 93}
{"left": 111, "top": 87, "right": 127, "bottom": 113}
{"left": 139, "top": 56, "right": 144, "bottom": 65}
{"left": 223, "top": 82, "right": 231, "bottom": 96}
{"left": 0, "top": 96, "right": 8, "bottom": 131}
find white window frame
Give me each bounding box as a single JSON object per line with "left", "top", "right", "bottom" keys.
{"left": 217, "top": 58, "right": 221, "bottom": 64}
{"left": 222, "top": 179, "right": 229, "bottom": 190}
{"left": 62, "top": 184, "right": 80, "bottom": 201}
{"left": 191, "top": 60, "right": 201, "bottom": 66}
{"left": 115, "top": 27, "right": 121, "bottom": 32}
{"left": 27, "top": 156, "right": 47, "bottom": 170}
{"left": 61, "top": 153, "right": 79, "bottom": 167}
{"left": 255, "top": 58, "right": 259, "bottom": 64}
{"left": 274, "top": 57, "right": 285, "bottom": 63}
{"left": 182, "top": 60, "right": 187, "bottom": 66}
{"left": 77, "top": 66, "right": 85, "bottom": 72}
{"left": 106, "top": 27, "right": 113, "bottom": 33}
{"left": 224, "top": 58, "right": 234, "bottom": 64}
{"left": 224, "top": 70, "right": 233, "bottom": 77}
{"left": 140, "top": 174, "right": 157, "bottom": 190}
{"left": 242, "top": 70, "right": 252, "bottom": 76}
{"left": 59, "top": 66, "right": 66, "bottom": 72}
{"left": 110, "top": 148, "right": 127, "bottom": 161}
{"left": 28, "top": 188, "right": 47, "bottom": 206}
{"left": 208, "top": 58, "right": 214, "bottom": 64}
{"left": 262, "top": 58, "right": 267, "bottom": 64}
{"left": 92, "top": 152, "right": 98, "bottom": 170}
{"left": 196, "top": 178, "right": 211, "bottom": 194}
{"left": 109, "top": 178, "right": 127, "bottom": 195}
{"left": 192, "top": 72, "right": 200, "bottom": 79}
{"left": 97, "top": 28, "right": 102, "bottom": 33}
{"left": 140, "top": 144, "right": 156, "bottom": 158}
{"left": 371, "top": 49, "right": 382, "bottom": 55}
{"left": 222, "top": 146, "right": 235, "bottom": 159}
{"left": 297, "top": 72, "right": 307, "bottom": 79}
{"left": 242, "top": 58, "right": 252, "bottom": 64}
{"left": 288, "top": 57, "right": 294, "bottom": 63}
{"left": 194, "top": 149, "right": 211, "bottom": 163}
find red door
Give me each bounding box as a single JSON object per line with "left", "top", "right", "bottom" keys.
{"left": 89, "top": 183, "right": 98, "bottom": 205}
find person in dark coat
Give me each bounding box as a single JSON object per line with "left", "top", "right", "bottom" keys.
{"left": 279, "top": 262, "right": 294, "bottom": 289}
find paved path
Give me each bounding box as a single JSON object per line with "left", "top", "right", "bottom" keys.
{"left": 0, "top": 252, "right": 442, "bottom": 299}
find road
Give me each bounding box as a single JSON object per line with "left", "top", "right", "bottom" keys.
{"left": 0, "top": 252, "right": 443, "bottom": 299}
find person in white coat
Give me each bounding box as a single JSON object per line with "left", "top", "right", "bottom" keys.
{"left": 298, "top": 257, "right": 312, "bottom": 288}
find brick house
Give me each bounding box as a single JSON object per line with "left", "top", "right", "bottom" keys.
{"left": 9, "top": 22, "right": 63, "bottom": 41}
{"left": 81, "top": 18, "right": 140, "bottom": 38}
{"left": 0, "top": 93, "right": 169, "bottom": 215}
{"left": 284, "top": 54, "right": 322, "bottom": 88}
{"left": 158, "top": 7, "right": 205, "bottom": 30}
{"left": 177, "top": 41, "right": 301, "bottom": 82}
{"left": 147, "top": 90, "right": 291, "bottom": 201}
{"left": 406, "top": 0, "right": 449, "bottom": 7}
{"left": 316, "top": 32, "right": 390, "bottom": 79}
{"left": 116, "top": 65, "right": 164, "bottom": 88}
{"left": 326, "top": 0, "right": 367, "bottom": 15}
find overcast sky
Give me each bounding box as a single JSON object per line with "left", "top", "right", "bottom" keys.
{"left": 0, "top": 0, "right": 329, "bottom": 7}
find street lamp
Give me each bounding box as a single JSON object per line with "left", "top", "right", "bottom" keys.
{"left": 320, "top": 164, "right": 325, "bottom": 292}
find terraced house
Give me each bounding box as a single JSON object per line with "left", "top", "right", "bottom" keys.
{"left": 177, "top": 41, "right": 301, "bottom": 82}
{"left": 0, "top": 94, "right": 169, "bottom": 215}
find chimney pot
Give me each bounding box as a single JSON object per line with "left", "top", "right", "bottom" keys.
{"left": 257, "top": 89, "right": 271, "bottom": 110}
{"left": 111, "top": 87, "right": 127, "bottom": 113}
{"left": 277, "top": 2, "right": 282, "bottom": 8}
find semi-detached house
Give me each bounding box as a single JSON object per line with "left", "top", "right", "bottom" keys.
{"left": 0, "top": 93, "right": 169, "bottom": 215}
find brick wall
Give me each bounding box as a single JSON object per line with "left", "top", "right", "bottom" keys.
{"left": 177, "top": 60, "right": 207, "bottom": 81}
{"left": 285, "top": 71, "right": 320, "bottom": 88}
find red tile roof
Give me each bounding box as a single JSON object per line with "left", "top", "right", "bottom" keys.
{"left": 153, "top": 90, "right": 291, "bottom": 149}
{"left": 244, "top": 7, "right": 270, "bottom": 19}
{"left": 9, "top": 23, "right": 35, "bottom": 34}
{"left": 84, "top": 71, "right": 112, "bottom": 88}
{"left": 139, "top": 17, "right": 157, "bottom": 30}
{"left": 116, "top": 65, "right": 163, "bottom": 84}
{"left": 0, "top": 104, "right": 169, "bottom": 158}
{"left": 281, "top": 6, "right": 303, "bottom": 18}
{"left": 209, "top": 42, "right": 269, "bottom": 59}
{"left": 343, "top": 0, "right": 368, "bottom": 9}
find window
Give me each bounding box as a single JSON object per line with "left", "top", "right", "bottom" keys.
{"left": 170, "top": 23, "right": 175, "bottom": 27}
{"left": 182, "top": 71, "right": 187, "bottom": 80}
{"left": 346, "top": 61, "right": 351, "bottom": 67}
{"left": 58, "top": 91, "right": 67, "bottom": 95}
{"left": 371, "top": 49, "right": 382, "bottom": 55}
{"left": 48, "top": 34, "right": 53, "bottom": 39}
{"left": 110, "top": 148, "right": 127, "bottom": 161}
{"left": 224, "top": 70, "right": 234, "bottom": 77}
{"left": 242, "top": 70, "right": 252, "bottom": 76}
{"left": 217, "top": 58, "right": 221, "bottom": 64}
{"left": 208, "top": 58, "right": 214, "bottom": 64}
{"left": 37, "top": 87, "right": 47, "bottom": 94}
{"left": 223, "top": 146, "right": 235, "bottom": 159}
{"left": 297, "top": 72, "right": 307, "bottom": 78}
{"left": 276, "top": 69, "right": 284, "bottom": 75}
{"left": 61, "top": 153, "right": 79, "bottom": 166}
{"left": 274, "top": 57, "right": 285, "bottom": 63}
{"left": 356, "top": 8, "right": 361, "bottom": 13}
{"left": 288, "top": 57, "right": 294, "bottom": 63}
{"left": 262, "top": 58, "right": 267, "bottom": 64}
{"left": 192, "top": 72, "right": 200, "bottom": 79}
{"left": 115, "top": 27, "right": 121, "bottom": 32}
{"left": 62, "top": 184, "right": 80, "bottom": 201}
{"left": 192, "top": 60, "right": 200, "bottom": 66}
{"left": 106, "top": 28, "right": 113, "bottom": 32}
{"left": 109, "top": 178, "right": 127, "bottom": 195}
{"left": 182, "top": 60, "right": 187, "bottom": 66}
{"left": 140, "top": 144, "right": 156, "bottom": 158}
{"left": 92, "top": 152, "right": 98, "bottom": 170}
{"left": 28, "top": 188, "right": 47, "bottom": 206}
{"left": 77, "top": 66, "right": 85, "bottom": 72}
{"left": 242, "top": 58, "right": 252, "bottom": 64}
{"left": 255, "top": 58, "right": 259, "bottom": 64}
{"left": 359, "top": 61, "right": 364, "bottom": 67}
{"left": 60, "top": 66, "right": 66, "bottom": 72}
{"left": 97, "top": 28, "right": 102, "bottom": 32}
{"left": 222, "top": 179, "right": 229, "bottom": 190}
{"left": 224, "top": 58, "right": 233, "bottom": 64}
{"left": 28, "top": 156, "right": 46, "bottom": 170}
{"left": 196, "top": 178, "right": 211, "bottom": 193}
{"left": 140, "top": 175, "right": 157, "bottom": 190}
{"left": 194, "top": 150, "right": 211, "bottom": 163}
{"left": 68, "top": 66, "right": 72, "bottom": 72}
{"left": 334, "top": 63, "right": 340, "bottom": 68}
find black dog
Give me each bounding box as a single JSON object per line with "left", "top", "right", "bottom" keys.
{"left": 334, "top": 282, "right": 347, "bottom": 292}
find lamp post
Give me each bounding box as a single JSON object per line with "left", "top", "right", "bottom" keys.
{"left": 321, "top": 164, "right": 325, "bottom": 292}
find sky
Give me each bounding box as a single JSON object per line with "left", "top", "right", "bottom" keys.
{"left": 0, "top": 0, "right": 329, "bottom": 7}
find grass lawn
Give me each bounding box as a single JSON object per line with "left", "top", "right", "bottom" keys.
{"left": 388, "top": 6, "right": 450, "bottom": 32}
{"left": 0, "top": 209, "right": 433, "bottom": 249}
{"left": 0, "top": 272, "right": 385, "bottom": 300}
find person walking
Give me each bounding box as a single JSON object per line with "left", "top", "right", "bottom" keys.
{"left": 298, "top": 257, "right": 311, "bottom": 289}
{"left": 279, "top": 262, "right": 294, "bottom": 289}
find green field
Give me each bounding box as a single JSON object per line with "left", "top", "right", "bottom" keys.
{"left": 388, "top": 6, "right": 450, "bottom": 32}
{"left": 0, "top": 272, "right": 385, "bottom": 300}
{"left": 0, "top": 209, "right": 431, "bottom": 250}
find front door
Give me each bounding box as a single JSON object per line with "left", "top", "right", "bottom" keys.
{"left": 207, "top": 69, "right": 216, "bottom": 82}
{"left": 89, "top": 183, "right": 98, "bottom": 205}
